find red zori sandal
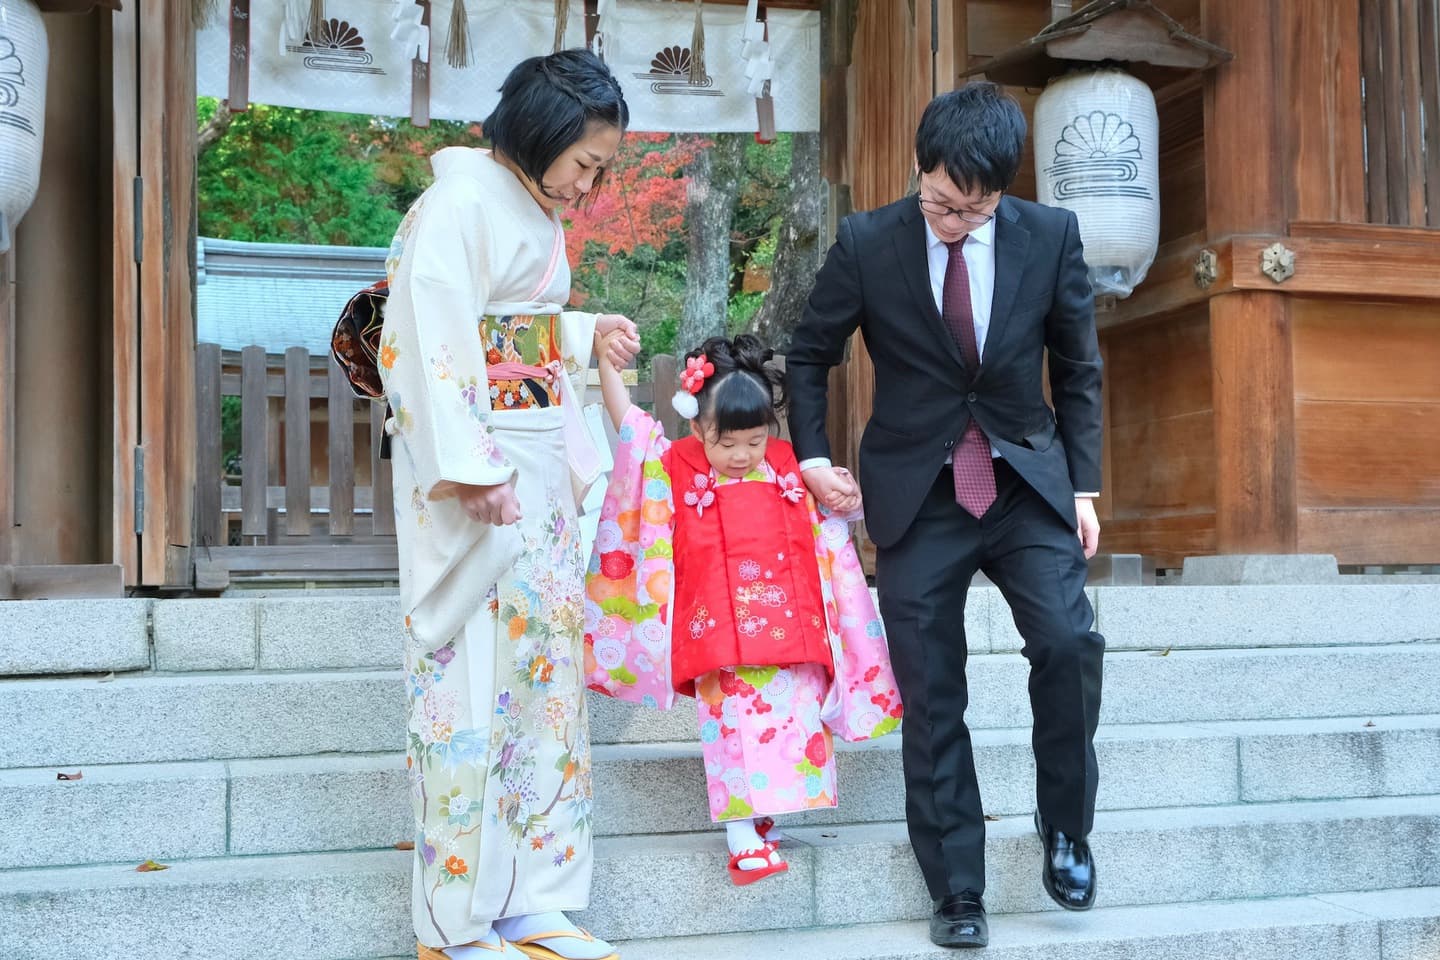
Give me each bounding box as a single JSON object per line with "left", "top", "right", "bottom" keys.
{"left": 727, "top": 845, "right": 789, "bottom": 886}
{"left": 755, "top": 817, "right": 783, "bottom": 847}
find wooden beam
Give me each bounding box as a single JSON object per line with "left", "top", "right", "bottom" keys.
{"left": 1209, "top": 292, "right": 1297, "bottom": 554}
{"left": 195, "top": 342, "right": 224, "bottom": 549}
{"left": 1298, "top": 508, "right": 1440, "bottom": 565}
{"left": 327, "top": 361, "right": 355, "bottom": 536}
{"left": 1230, "top": 227, "right": 1440, "bottom": 300}
{"left": 283, "top": 346, "right": 312, "bottom": 535}
{"left": 138, "top": 0, "right": 167, "bottom": 584}
{"left": 1204, "top": 0, "right": 1296, "bottom": 555}
{"left": 3, "top": 564, "right": 126, "bottom": 600}
{"left": 0, "top": 248, "right": 14, "bottom": 575}
{"left": 240, "top": 345, "right": 268, "bottom": 537}
{"left": 1099, "top": 234, "right": 1232, "bottom": 330}
{"left": 162, "top": 0, "right": 198, "bottom": 585}
{"left": 112, "top": 0, "right": 141, "bottom": 583}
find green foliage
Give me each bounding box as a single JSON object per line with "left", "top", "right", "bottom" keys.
{"left": 196, "top": 103, "right": 798, "bottom": 365}
{"left": 197, "top": 98, "right": 486, "bottom": 247}
{"left": 220, "top": 395, "right": 242, "bottom": 476}
{"left": 727, "top": 290, "right": 765, "bottom": 336}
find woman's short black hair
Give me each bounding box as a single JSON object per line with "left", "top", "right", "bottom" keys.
{"left": 687, "top": 334, "right": 786, "bottom": 437}
{"left": 914, "top": 82, "right": 1027, "bottom": 196}
{"left": 483, "top": 48, "right": 629, "bottom": 206}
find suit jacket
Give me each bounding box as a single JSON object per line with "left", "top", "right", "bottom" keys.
{"left": 786, "top": 194, "right": 1103, "bottom": 549}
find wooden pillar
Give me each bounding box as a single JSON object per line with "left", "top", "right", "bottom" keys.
{"left": 1203, "top": 0, "right": 1297, "bottom": 554}
{"left": 112, "top": 0, "right": 141, "bottom": 582}
{"left": 120, "top": 0, "right": 197, "bottom": 586}
{"left": 0, "top": 248, "right": 14, "bottom": 591}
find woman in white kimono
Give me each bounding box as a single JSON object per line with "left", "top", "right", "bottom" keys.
{"left": 379, "top": 51, "right": 639, "bottom": 960}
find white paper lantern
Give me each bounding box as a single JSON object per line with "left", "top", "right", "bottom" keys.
{"left": 0, "top": 0, "right": 47, "bottom": 253}
{"left": 1034, "top": 68, "right": 1159, "bottom": 299}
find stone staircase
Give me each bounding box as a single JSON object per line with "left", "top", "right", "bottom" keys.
{"left": 1, "top": 584, "right": 1438, "bottom": 960}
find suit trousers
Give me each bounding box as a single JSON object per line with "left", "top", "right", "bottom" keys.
{"left": 876, "top": 457, "right": 1105, "bottom": 899}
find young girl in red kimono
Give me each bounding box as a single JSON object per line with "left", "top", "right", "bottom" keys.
{"left": 584, "top": 334, "right": 902, "bottom": 884}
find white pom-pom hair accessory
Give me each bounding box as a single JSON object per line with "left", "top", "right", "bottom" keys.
{"left": 671, "top": 389, "right": 700, "bottom": 420}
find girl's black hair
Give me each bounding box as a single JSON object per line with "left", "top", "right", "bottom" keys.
{"left": 686, "top": 334, "right": 787, "bottom": 437}
{"left": 483, "top": 49, "right": 629, "bottom": 208}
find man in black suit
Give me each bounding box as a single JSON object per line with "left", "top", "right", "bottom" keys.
{"left": 788, "top": 84, "right": 1105, "bottom": 948}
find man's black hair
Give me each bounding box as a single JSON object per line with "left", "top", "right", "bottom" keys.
{"left": 914, "top": 82, "right": 1027, "bottom": 195}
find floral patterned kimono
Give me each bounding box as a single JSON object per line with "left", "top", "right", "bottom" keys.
{"left": 584, "top": 406, "right": 903, "bottom": 823}
{"left": 379, "top": 147, "right": 602, "bottom": 948}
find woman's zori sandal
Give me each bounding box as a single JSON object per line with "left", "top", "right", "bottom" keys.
{"left": 755, "top": 816, "right": 784, "bottom": 848}
{"left": 508, "top": 927, "right": 620, "bottom": 960}
{"left": 727, "top": 844, "right": 789, "bottom": 886}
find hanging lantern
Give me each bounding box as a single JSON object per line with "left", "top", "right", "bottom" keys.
{"left": 1033, "top": 67, "right": 1159, "bottom": 299}
{"left": 0, "top": 0, "right": 48, "bottom": 253}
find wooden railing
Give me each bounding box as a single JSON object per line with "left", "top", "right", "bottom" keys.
{"left": 192, "top": 344, "right": 682, "bottom": 589}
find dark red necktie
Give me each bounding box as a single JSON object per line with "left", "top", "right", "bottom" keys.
{"left": 943, "top": 238, "right": 997, "bottom": 518}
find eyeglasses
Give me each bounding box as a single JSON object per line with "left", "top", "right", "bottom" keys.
{"left": 917, "top": 194, "right": 995, "bottom": 225}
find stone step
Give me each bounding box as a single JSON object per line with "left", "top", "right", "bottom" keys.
{"left": 614, "top": 887, "right": 1440, "bottom": 960}
{"left": 7, "top": 715, "right": 1438, "bottom": 869}
{"left": 1, "top": 795, "right": 1435, "bottom": 953}
{"left": 4, "top": 642, "right": 1440, "bottom": 766}
{"left": 8, "top": 583, "right": 1439, "bottom": 677}
{"left": 589, "top": 641, "right": 1440, "bottom": 744}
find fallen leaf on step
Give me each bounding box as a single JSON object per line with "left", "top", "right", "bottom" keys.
{"left": 135, "top": 860, "right": 169, "bottom": 872}
{"left": 820, "top": 833, "right": 838, "bottom": 839}
{"left": 97, "top": 672, "right": 115, "bottom": 683}
{"left": 394, "top": 841, "right": 416, "bottom": 850}
{"left": 55, "top": 771, "right": 83, "bottom": 781}
{"left": 1363, "top": 721, "right": 1376, "bottom": 728}
{"left": 983, "top": 815, "right": 1001, "bottom": 822}
{"left": 1150, "top": 647, "right": 1172, "bottom": 657}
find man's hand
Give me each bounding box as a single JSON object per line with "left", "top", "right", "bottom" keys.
{"left": 1075, "top": 496, "right": 1100, "bottom": 559}
{"left": 802, "top": 465, "right": 861, "bottom": 515}
{"left": 457, "top": 482, "right": 522, "bottom": 526}
{"left": 595, "top": 314, "right": 641, "bottom": 369}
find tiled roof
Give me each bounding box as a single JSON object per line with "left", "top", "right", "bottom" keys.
{"left": 195, "top": 236, "right": 388, "bottom": 355}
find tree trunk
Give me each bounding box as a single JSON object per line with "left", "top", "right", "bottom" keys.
{"left": 677, "top": 132, "right": 749, "bottom": 354}
{"left": 750, "top": 131, "right": 822, "bottom": 353}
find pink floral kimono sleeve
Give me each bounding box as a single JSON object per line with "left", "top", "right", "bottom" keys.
{"left": 583, "top": 406, "right": 678, "bottom": 710}
{"left": 811, "top": 501, "right": 905, "bottom": 742}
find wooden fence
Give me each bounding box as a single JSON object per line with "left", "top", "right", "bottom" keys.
{"left": 1360, "top": 0, "right": 1440, "bottom": 226}
{"left": 193, "top": 343, "right": 680, "bottom": 588}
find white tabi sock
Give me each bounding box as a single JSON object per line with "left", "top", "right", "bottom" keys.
{"left": 441, "top": 927, "right": 521, "bottom": 958}
{"left": 725, "top": 817, "right": 772, "bottom": 870}
{"left": 493, "top": 912, "right": 615, "bottom": 959}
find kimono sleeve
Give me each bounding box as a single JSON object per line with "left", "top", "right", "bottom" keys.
{"left": 404, "top": 176, "right": 514, "bottom": 499}
{"left": 583, "top": 405, "right": 677, "bottom": 709}
{"left": 812, "top": 500, "right": 904, "bottom": 742}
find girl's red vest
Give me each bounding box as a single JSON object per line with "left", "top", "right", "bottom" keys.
{"left": 661, "top": 435, "right": 833, "bottom": 693}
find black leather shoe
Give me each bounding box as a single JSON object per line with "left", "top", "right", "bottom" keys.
{"left": 930, "top": 890, "right": 988, "bottom": 948}
{"left": 1035, "top": 811, "right": 1096, "bottom": 910}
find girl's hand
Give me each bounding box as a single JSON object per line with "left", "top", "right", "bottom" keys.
{"left": 457, "top": 482, "right": 522, "bottom": 525}
{"left": 595, "top": 314, "right": 641, "bottom": 368}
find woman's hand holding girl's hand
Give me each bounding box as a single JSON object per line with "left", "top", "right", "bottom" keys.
{"left": 595, "top": 314, "right": 641, "bottom": 368}
{"left": 457, "top": 482, "right": 523, "bottom": 525}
